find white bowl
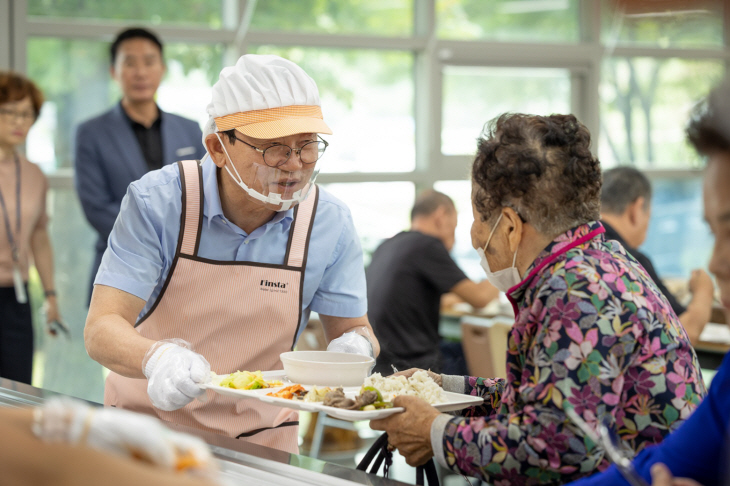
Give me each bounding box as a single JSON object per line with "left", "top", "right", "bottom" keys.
{"left": 280, "top": 351, "right": 374, "bottom": 387}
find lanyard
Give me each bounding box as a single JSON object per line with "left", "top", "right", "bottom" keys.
{"left": 0, "top": 153, "right": 21, "bottom": 262}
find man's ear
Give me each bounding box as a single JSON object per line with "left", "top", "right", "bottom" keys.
{"left": 432, "top": 205, "right": 447, "bottom": 229}
{"left": 503, "top": 207, "right": 523, "bottom": 253}
{"left": 205, "top": 134, "right": 226, "bottom": 168}
{"left": 627, "top": 197, "right": 645, "bottom": 226}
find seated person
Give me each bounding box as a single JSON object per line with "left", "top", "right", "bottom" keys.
{"left": 0, "top": 397, "right": 220, "bottom": 486}
{"left": 600, "top": 166, "right": 715, "bottom": 345}
{"left": 568, "top": 80, "right": 730, "bottom": 486}
{"left": 367, "top": 190, "right": 498, "bottom": 375}
{"left": 370, "top": 113, "right": 705, "bottom": 485}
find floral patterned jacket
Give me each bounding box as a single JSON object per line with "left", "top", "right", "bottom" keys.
{"left": 431, "top": 221, "right": 706, "bottom": 485}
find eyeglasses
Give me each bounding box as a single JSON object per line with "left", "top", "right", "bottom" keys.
{"left": 566, "top": 408, "right": 649, "bottom": 486}
{"left": 232, "top": 134, "right": 328, "bottom": 168}
{"left": 0, "top": 108, "right": 36, "bottom": 124}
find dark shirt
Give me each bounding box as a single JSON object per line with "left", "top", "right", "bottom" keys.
{"left": 601, "top": 220, "right": 687, "bottom": 316}
{"left": 120, "top": 103, "right": 163, "bottom": 172}
{"left": 366, "top": 231, "right": 467, "bottom": 374}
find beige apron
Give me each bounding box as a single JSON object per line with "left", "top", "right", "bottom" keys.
{"left": 105, "top": 159, "right": 318, "bottom": 453}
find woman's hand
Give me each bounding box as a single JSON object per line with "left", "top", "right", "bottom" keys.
{"left": 391, "top": 368, "right": 442, "bottom": 387}
{"left": 651, "top": 463, "right": 703, "bottom": 486}
{"left": 369, "top": 395, "right": 441, "bottom": 467}
{"left": 44, "top": 297, "right": 61, "bottom": 336}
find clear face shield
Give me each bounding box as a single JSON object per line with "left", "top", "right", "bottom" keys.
{"left": 215, "top": 132, "right": 321, "bottom": 212}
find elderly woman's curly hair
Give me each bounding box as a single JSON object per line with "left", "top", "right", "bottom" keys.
{"left": 471, "top": 113, "right": 602, "bottom": 236}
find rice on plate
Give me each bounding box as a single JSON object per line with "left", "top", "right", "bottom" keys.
{"left": 363, "top": 370, "right": 445, "bottom": 404}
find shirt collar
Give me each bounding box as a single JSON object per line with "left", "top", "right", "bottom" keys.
{"left": 118, "top": 101, "right": 161, "bottom": 129}
{"left": 506, "top": 220, "right": 606, "bottom": 304}
{"left": 600, "top": 220, "right": 632, "bottom": 250}
{"left": 200, "top": 155, "right": 294, "bottom": 230}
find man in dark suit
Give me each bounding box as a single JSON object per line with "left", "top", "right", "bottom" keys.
{"left": 600, "top": 166, "right": 715, "bottom": 345}
{"left": 74, "top": 28, "right": 206, "bottom": 302}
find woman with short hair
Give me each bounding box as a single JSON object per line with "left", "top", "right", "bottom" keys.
{"left": 371, "top": 113, "right": 705, "bottom": 485}
{"left": 0, "top": 71, "right": 61, "bottom": 384}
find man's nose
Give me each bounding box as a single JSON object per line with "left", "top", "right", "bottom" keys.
{"left": 279, "top": 149, "right": 305, "bottom": 171}
{"left": 132, "top": 64, "right": 149, "bottom": 76}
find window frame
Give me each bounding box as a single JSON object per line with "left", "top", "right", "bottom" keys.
{"left": 2, "top": 1, "right": 728, "bottom": 190}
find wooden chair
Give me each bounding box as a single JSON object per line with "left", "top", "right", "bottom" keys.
{"left": 460, "top": 316, "right": 513, "bottom": 379}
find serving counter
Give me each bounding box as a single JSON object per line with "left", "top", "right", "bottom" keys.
{"left": 0, "top": 378, "right": 409, "bottom": 486}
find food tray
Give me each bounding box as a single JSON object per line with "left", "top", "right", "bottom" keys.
{"left": 202, "top": 371, "right": 484, "bottom": 422}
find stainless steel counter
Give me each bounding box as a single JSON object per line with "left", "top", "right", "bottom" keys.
{"left": 0, "top": 378, "right": 409, "bottom": 486}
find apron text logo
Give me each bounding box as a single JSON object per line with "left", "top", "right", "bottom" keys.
{"left": 260, "top": 279, "right": 289, "bottom": 293}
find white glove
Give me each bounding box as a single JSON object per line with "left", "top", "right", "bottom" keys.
{"left": 143, "top": 340, "right": 211, "bottom": 411}
{"left": 326, "top": 327, "right": 375, "bottom": 358}
{"left": 33, "top": 397, "right": 215, "bottom": 472}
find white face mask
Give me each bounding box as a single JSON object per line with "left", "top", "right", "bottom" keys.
{"left": 476, "top": 212, "right": 522, "bottom": 292}
{"left": 215, "top": 132, "right": 319, "bottom": 211}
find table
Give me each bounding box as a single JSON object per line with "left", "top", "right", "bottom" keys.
{"left": 440, "top": 307, "right": 730, "bottom": 370}
{"left": 695, "top": 322, "right": 730, "bottom": 369}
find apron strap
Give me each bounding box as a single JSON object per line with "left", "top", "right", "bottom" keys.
{"left": 177, "top": 160, "right": 204, "bottom": 257}
{"left": 285, "top": 185, "right": 319, "bottom": 268}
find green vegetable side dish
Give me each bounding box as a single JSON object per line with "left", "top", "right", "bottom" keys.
{"left": 360, "top": 386, "right": 382, "bottom": 401}
{"left": 359, "top": 386, "right": 393, "bottom": 410}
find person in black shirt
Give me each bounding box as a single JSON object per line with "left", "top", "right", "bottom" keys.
{"left": 600, "top": 166, "right": 714, "bottom": 345}
{"left": 74, "top": 28, "right": 206, "bottom": 303}
{"left": 366, "top": 190, "right": 498, "bottom": 374}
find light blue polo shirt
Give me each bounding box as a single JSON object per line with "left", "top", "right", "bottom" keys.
{"left": 95, "top": 156, "right": 368, "bottom": 340}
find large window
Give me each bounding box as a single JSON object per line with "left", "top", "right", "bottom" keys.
{"left": 442, "top": 66, "right": 572, "bottom": 155}
{"left": 599, "top": 58, "right": 724, "bottom": 169}
{"left": 250, "top": 0, "right": 414, "bottom": 36}
{"left": 27, "top": 0, "right": 227, "bottom": 27}
{"left": 320, "top": 182, "right": 415, "bottom": 266}
{"left": 32, "top": 187, "right": 102, "bottom": 401}
{"left": 3, "top": 1, "right": 728, "bottom": 402}
{"left": 26, "top": 38, "right": 223, "bottom": 171}
{"left": 437, "top": 0, "right": 580, "bottom": 43}
{"left": 600, "top": 0, "right": 725, "bottom": 50}
{"left": 642, "top": 176, "right": 713, "bottom": 279}
{"left": 250, "top": 46, "right": 415, "bottom": 174}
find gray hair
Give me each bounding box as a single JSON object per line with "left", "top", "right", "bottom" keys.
{"left": 600, "top": 167, "right": 652, "bottom": 214}
{"left": 472, "top": 113, "right": 602, "bottom": 237}
{"left": 411, "top": 190, "right": 455, "bottom": 221}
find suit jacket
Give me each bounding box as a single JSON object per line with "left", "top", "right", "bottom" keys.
{"left": 74, "top": 103, "right": 206, "bottom": 296}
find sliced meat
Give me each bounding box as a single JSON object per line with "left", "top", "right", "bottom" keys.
{"left": 323, "top": 388, "right": 356, "bottom": 409}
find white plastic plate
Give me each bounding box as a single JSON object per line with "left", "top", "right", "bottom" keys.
{"left": 202, "top": 371, "right": 484, "bottom": 422}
